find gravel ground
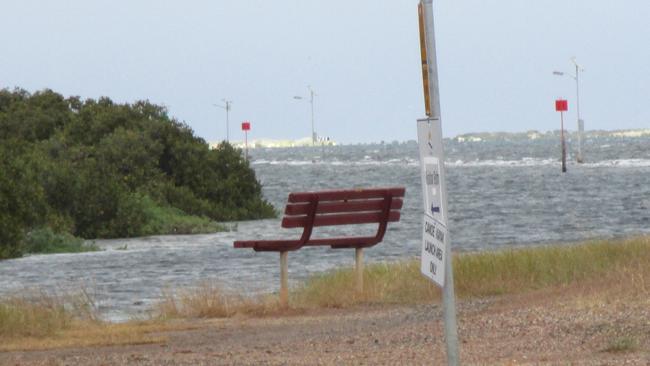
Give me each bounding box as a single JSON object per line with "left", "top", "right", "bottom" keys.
{"left": 2, "top": 285, "right": 649, "bottom": 365}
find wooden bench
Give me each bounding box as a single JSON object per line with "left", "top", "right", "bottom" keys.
{"left": 234, "top": 187, "right": 405, "bottom": 306}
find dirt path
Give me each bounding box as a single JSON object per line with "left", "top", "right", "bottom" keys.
{"left": 2, "top": 285, "right": 649, "bottom": 365}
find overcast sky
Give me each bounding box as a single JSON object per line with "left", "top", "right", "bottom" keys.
{"left": 2, "top": 1, "right": 649, "bottom": 143}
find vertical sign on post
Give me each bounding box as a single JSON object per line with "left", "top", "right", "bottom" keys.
{"left": 418, "top": 121, "right": 447, "bottom": 287}
{"left": 555, "top": 100, "right": 568, "bottom": 173}
{"left": 241, "top": 121, "right": 251, "bottom": 161}
{"left": 417, "top": 1, "right": 459, "bottom": 365}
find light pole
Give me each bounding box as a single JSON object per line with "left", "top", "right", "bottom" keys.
{"left": 214, "top": 99, "right": 232, "bottom": 142}
{"left": 293, "top": 86, "right": 316, "bottom": 146}
{"left": 553, "top": 57, "right": 585, "bottom": 163}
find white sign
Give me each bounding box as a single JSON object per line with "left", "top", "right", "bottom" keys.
{"left": 417, "top": 118, "right": 445, "bottom": 223}
{"left": 420, "top": 214, "right": 447, "bottom": 286}
{"left": 418, "top": 117, "right": 448, "bottom": 287}
{"left": 420, "top": 156, "right": 443, "bottom": 220}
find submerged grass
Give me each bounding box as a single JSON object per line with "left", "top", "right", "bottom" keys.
{"left": 24, "top": 227, "right": 100, "bottom": 255}
{"left": 140, "top": 199, "right": 227, "bottom": 235}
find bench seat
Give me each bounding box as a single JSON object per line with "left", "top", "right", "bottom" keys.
{"left": 233, "top": 187, "right": 405, "bottom": 252}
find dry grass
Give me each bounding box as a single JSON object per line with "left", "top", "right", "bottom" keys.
{"left": 293, "top": 260, "right": 439, "bottom": 308}
{"left": 0, "top": 289, "right": 97, "bottom": 339}
{"left": 0, "top": 296, "right": 72, "bottom": 339}
{"left": 0, "top": 290, "right": 172, "bottom": 351}
{"left": 155, "top": 282, "right": 294, "bottom": 319}
{"left": 454, "top": 236, "right": 650, "bottom": 297}
{"left": 155, "top": 236, "right": 650, "bottom": 314}
{"left": 294, "top": 235, "right": 650, "bottom": 307}
{"left": 0, "top": 321, "right": 171, "bottom": 352}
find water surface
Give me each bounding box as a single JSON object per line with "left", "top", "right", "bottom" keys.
{"left": 1, "top": 135, "right": 648, "bottom": 321}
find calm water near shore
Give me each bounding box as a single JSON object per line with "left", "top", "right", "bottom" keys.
{"left": 1, "top": 134, "right": 649, "bottom": 321}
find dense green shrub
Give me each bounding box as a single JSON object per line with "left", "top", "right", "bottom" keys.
{"left": 0, "top": 88, "right": 275, "bottom": 259}
{"left": 0, "top": 143, "right": 47, "bottom": 258}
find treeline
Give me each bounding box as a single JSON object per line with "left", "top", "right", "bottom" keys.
{"left": 0, "top": 89, "right": 275, "bottom": 259}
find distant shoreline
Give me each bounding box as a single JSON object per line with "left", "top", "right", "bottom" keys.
{"left": 213, "top": 127, "right": 650, "bottom": 148}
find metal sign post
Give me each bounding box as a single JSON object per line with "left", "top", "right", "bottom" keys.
{"left": 417, "top": 1, "right": 459, "bottom": 365}
{"left": 555, "top": 100, "right": 568, "bottom": 173}
{"left": 241, "top": 121, "right": 251, "bottom": 160}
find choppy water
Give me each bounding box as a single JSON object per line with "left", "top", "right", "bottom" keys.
{"left": 1, "top": 135, "right": 649, "bottom": 321}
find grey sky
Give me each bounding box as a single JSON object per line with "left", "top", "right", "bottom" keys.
{"left": 2, "top": 1, "right": 649, "bottom": 143}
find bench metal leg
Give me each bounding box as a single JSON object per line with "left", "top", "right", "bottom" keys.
{"left": 355, "top": 247, "right": 364, "bottom": 295}
{"left": 280, "top": 251, "right": 288, "bottom": 307}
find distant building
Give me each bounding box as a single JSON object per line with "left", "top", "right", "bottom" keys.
{"left": 210, "top": 137, "right": 337, "bottom": 150}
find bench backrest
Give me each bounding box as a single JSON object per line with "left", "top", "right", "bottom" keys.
{"left": 281, "top": 187, "right": 405, "bottom": 229}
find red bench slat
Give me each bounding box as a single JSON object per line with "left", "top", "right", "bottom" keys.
{"left": 284, "top": 198, "right": 403, "bottom": 215}
{"left": 288, "top": 187, "right": 405, "bottom": 203}
{"left": 282, "top": 211, "right": 401, "bottom": 228}
{"left": 234, "top": 239, "right": 302, "bottom": 251}
{"left": 305, "top": 236, "right": 377, "bottom": 248}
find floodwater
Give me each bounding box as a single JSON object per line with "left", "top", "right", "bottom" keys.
{"left": 1, "top": 135, "right": 649, "bottom": 321}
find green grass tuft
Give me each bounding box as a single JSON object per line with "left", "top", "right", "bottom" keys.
{"left": 25, "top": 228, "right": 100, "bottom": 255}
{"left": 293, "top": 260, "right": 439, "bottom": 308}
{"left": 603, "top": 336, "right": 638, "bottom": 353}
{"left": 139, "top": 197, "right": 226, "bottom": 235}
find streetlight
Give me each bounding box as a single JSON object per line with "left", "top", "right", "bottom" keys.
{"left": 214, "top": 99, "right": 232, "bottom": 142}
{"left": 293, "top": 86, "right": 317, "bottom": 146}
{"left": 553, "top": 57, "right": 585, "bottom": 163}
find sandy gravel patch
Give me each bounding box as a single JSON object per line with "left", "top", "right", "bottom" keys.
{"left": 2, "top": 286, "right": 649, "bottom": 365}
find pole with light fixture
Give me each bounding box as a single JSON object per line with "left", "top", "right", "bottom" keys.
{"left": 553, "top": 58, "right": 584, "bottom": 163}
{"left": 293, "top": 86, "right": 316, "bottom": 146}
{"left": 214, "top": 99, "right": 232, "bottom": 142}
